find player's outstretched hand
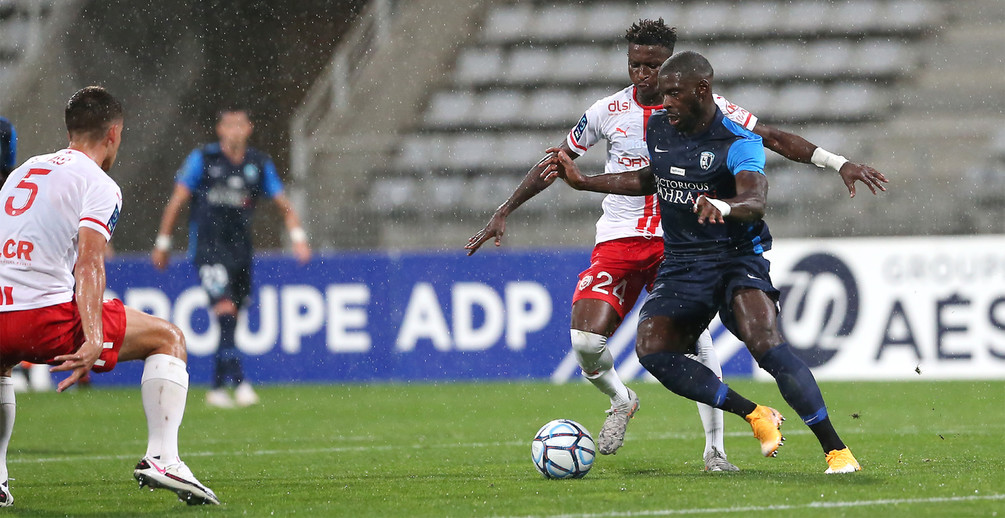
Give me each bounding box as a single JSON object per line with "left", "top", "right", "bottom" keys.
{"left": 541, "top": 148, "right": 585, "bottom": 187}
{"left": 839, "top": 162, "right": 888, "bottom": 198}
{"left": 151, "top": 248, "right": 170, "bottom": 270}
{"left": 465, "top": 212, "right": 507, "bottom": 256}
{"left": 50, "top": 340, "right": 101, "bottom": 392}
{"left": 693, "top": 194, "right": 727, "bottom": 225}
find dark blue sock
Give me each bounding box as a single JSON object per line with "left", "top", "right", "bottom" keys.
{"left": 757, "top": 343, "right": 828, "bottom": 425}
{"left": 214, "top": 314, "right": 244, "bottom": 387}
{"left": 639, "top": 351, "right": 731, "bottom": 408}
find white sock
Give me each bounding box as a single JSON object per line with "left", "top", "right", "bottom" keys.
{"left": 0, "top": 377, "right": 14, "bottom": 482}
{"left": 571, "top": 330, "right": 631, "bottom": 406}
{"left": 141, "top": 354, "right": 189, "bottom": 463}
{"left": 691, "top": 329, "right": 726, "bottom": 458}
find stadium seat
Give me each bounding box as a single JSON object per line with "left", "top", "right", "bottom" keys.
{"left": 851, "top": 40, "right": 914, "bottom": 76}
{"left": 593, "top": 46, "right": 628, "bottom": 82}
{"left": 506, "top": 46, "right": 556, "bottom": 83}
{"left": 700, "top": 43, "right": 754, "bottom": 81}
{"left": 447, "top": 133, "right": 497, "bottom": 170}
{"left": 393, "top": 136, "right": 439, "bottom": 171}
{"left": 633, "top": 2, "right": 686, "bottom": 27}
{"left": 581, "top": 2, "right": 635, "bottom": 40}
{"left": 553, "top": 45, "right": 607, "bottom": 82}
{"left": 803, "top": 41, "right": 854, "bottom": 78}
{"left": 420, "top": 176, "right": 467, "bottom": 211}
{"left": 527, "top": 4, "right": 583, "bottom": 41}
{"left": 481, "top": 4, "right": 533, "bottom": 44}
{"left": 453, "top": 47, "right": 505, "bottom": 86}
{"left": 475, "top": 89, "right": 526, "bottom": 126}
{"left": 734, "top": 1, "right": 783, "bottom": 37}
{"left": 681, "top": 2, "right": 736, "bottom": 38}
{"left": 525, "top": 89, "right": 581, "bottom": 126}
{"left": 882, "top": 0, "right": 943, "bottom": 32}
{"left": 368, "top": 176, "right": 417, "bottom": 212}
{"left": 496, "top": 133, "right": 551, "bottom": 169}
{"left": 722, "top": 84, "right": 775, "bottom": 117}
{"left": 824, "top": 83, "right": 886, "bottom": 120}
{"left": 829, "top": 1, "right": 883, "bottom": 33}
{"left": 423, "top": 90, "right": 477, "bottom": 128}
{"left": 776, "top": 1, "right": 831, "bottom": 35}
{"left": 771, "top": 84, "right": 827, "bottom": 120}
{"left": 755, "top": 44, "right": 803, "bottom": 78}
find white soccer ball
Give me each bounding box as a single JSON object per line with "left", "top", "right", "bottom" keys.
{"left": 531, "top": 419, "right": 596, "bottom": 479}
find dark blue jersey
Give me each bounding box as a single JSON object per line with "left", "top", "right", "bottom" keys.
{"left": 0, "top": 117, "right": 15, "bottom": 179}
{"left": 647, "top": 108, "right": 770, "bottom": 259}
{"left": 176, "top": 143, "right": 284, "bottom": 266}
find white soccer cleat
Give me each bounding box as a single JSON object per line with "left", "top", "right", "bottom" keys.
{"left": 597, "top": 388, "right": 640, "bottom": 455}
{"left": 206, "top": 388, "right": 235, "bottom": 408}
{"left": 234, "top": 381, "right": 260, "bottom": 407}
{"left": 133, "top": 456, "right": 220, "bottom": 505}
{"left": 0, "top": 480, "right": 13, "bottom": 507}
{"left": 703, "top": 447, "right": 740, "bottom": 472}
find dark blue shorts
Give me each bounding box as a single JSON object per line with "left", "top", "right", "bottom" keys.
{"left": 197, "top": 261, "right": 252, "bottom": 309}
{"left": 639, "top": 252, "right": 779, "bottom": 339}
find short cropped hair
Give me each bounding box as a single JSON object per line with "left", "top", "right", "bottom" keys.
{"left": 65, "top": 86, "right": 123, "bottom": 142}
{"left": 660, "top": 50, "right": 714, "bottom": 81}
{"left": 217, "top": 106, "right": 252, "bottom": 123}
{"left": 625, "top": 18, "right": 677, "bottom": 51}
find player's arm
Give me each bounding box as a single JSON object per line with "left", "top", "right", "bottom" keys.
{"left": 262, "top": 158, "right": 310, "bottom": 264}
{"left": 464, "top": 141, "right": 577, "bottom": 255}
{"left": 543, "top": 148, "right": 655, "bottom": 195}
{"left": 694, "top": 171, "right": 767, "bottom": 225}
{"left": 273, "top": 193, "right": 311, "bottom": 264}
{"left": 753, "top": 123, "right": 888, "bottom": 197}
{"left": 50, "top": 227, "right": 107, "bottom": 391}
{"left": 151, "top": 183, "right": 192, "bottom": 270}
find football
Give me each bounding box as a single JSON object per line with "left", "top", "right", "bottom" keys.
{"left": 531, "top": 419, "right": 596, "bottom": 479}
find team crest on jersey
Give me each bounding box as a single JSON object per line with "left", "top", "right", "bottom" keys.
{"left": 106, "top": 205, "right": 120, "bottom": 235}
{"left": 578, "top": 275, "right": 593, "bottom": 291}
{"left": 700, "top": 151, "right": 715, "bottom": 170}
{"left": 573, "top": 114, "right": 588, "bottom": 141}
{"left": 243, "top": 164, "right": 259, "bottom": 183}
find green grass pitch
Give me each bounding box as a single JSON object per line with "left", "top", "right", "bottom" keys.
{"left": 5, "top": 380, "right": 1003, "bottom": 517}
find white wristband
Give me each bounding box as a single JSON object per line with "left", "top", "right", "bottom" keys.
{"left": 811, "top": 147, "right": 848, "bottom": 171}
{"left": 289, "top": 227, "right": 308, "bottom": 244}
{"left": 154, "top": 234, "right": 172, "bottom": 251}
{"left": 697, "top": 195, "right": 731, "bottom": 217}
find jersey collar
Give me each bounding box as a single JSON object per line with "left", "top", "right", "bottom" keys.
{"left": 632, "top": 86, "right": 663, "bottom": 110}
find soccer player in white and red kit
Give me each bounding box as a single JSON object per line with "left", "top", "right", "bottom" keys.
{"left": 466, "top": 19, "right": 887, "bottom": 470}
{"left": 0, "top": 87, "right": 219, "bottom": 506}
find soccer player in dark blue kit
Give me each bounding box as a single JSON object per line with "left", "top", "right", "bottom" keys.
{"left": 545, "top": 51, "right": 861, "bottom": 474}
{"left": 0, "top": 116, "right": 15, "bottom": 182}
{"left": 152, "top": 107, "right": 311, "bottom": 408}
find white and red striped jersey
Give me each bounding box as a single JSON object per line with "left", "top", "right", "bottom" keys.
{"left": 0, "top": 149, "right": 121, "bottom": 311}
{"left": 566, "top": 85, "right": 757, "bottom": 244}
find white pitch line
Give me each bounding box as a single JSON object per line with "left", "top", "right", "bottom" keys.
{"left": 502, "top": 494, "right": 1005, "bottom": 518}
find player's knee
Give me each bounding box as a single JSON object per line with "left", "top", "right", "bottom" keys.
{"left": 570, "top": 329, "right": 606, "bottom": 355}
{"left": 156, "top": 320, "right": 188, "bottom": 362}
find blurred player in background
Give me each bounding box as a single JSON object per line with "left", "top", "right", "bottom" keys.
{"left": 0, "top": 86, "right": 220, "bottom": 506}
{"left": 465, "top": 19, "right": 886, "bottom": 471}
{"left": 546, "top": 51, "right": 861, "bottom": 474}
{"left": 0, "top": 116, "right": 14, "bottom": 182}
{"left": 152, "top": 107, "right": 311, "bottom": 408}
